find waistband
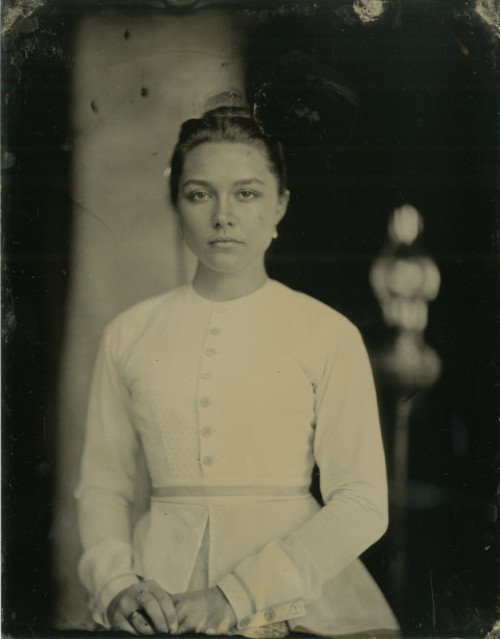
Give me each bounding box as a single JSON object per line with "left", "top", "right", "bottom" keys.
{"left": 151, "top": 485, "right": 310, "bottom": 498}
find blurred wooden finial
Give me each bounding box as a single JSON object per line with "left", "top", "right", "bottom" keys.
{"left": 370, "top": 204, "right": 441, "bottom": 389}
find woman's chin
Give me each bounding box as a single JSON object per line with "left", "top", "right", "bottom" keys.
{"left": 196, "top": 257, "right": 267, "bottom": 283}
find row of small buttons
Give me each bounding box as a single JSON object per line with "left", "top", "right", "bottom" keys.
{"left": 199, "top": 350, "right": 215, "bottom": 460}
{"left": 198, "top": 313, "right": 225, "bottom": 471}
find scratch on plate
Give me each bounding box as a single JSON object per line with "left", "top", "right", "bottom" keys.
{"left": 70, "top": 198, "right": 113, "bottom": 234}
{"left": 429, "top": 567, "right": 436, "bottom": 631}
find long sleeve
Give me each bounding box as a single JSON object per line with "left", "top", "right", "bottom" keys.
{"left": 218, "top": 325, "right": 389, "bottom": 630}
{"left": 75, "top": 325, "right": 142, "bottom": 625}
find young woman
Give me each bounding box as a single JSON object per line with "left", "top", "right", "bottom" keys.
{"left": 76, "top": 107, "right": 400, "bottom": 637}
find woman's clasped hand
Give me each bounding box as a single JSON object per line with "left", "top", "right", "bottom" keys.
{"left": 171, "top": 588, "right": 237, "bottom": 635}
{"left": 107, "top": 581, "right": 237, "bottom": 635}
{"left": 107, "top": 581, "right": 178, "bottom": 635}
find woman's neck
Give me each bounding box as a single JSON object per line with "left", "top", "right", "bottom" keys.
{"left": 192, "top": 264, "right": 268, "bottom": 302}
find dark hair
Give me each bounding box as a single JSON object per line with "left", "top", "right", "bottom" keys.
{"left": 169, "top": 106, "right": 287, "bottom": 207}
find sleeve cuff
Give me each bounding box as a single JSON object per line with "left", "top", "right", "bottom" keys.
{"left": 218, "top": 544, "right": 307, "bottom": 631}
{"left": 99, "top": 572, "right": 141, "bottom": 615}
{"left": 228, "top": 540, "right": 304, "bottom": 607}
{"left": 218, "top": 572, "right": 255, "bottom": 628}
{"left": 218, "top": 570, "right": 306, "bottom": 630}
{"left": 87, "top": 572, "right": 141, "bottom": 629}
{"left": 78, "top": 538, "right": 141, "bottom": 628}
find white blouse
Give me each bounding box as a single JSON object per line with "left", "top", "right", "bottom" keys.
{"left": 76, "top": 279, "right": 399, "bottom": 636}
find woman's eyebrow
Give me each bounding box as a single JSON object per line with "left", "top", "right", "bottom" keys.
{"left": 181, "top": 179, "right": 212, "bottom": 188}
{"left": 182, "top": 178, "right": 266, "bottom": 188}
{"left": 233, "top": 178, "right": 265, "bottom": 186}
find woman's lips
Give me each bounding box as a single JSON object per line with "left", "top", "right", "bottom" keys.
{"left": 208, "top": 238, "right": 243, "bottom": 245}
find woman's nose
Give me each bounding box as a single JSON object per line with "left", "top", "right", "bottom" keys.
{"left": 211, "top": 198, "right": 233, "bottom": 227}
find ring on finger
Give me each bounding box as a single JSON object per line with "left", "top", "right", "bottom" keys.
{"left": 128, "top": 609, "right": 140, "bottom": 625}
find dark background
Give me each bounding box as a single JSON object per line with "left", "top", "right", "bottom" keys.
{"left": 2, "top": 1, "right": 499, "bottom": 637}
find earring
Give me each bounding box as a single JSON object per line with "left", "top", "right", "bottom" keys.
{"left": 272, "top": 228, "right": 278, "bottom": 239}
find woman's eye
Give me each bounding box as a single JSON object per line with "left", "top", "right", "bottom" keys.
{"left": 237, "top": 190, "right": 258, "bottom": 201}
{"left": 187, "top": 191, "right": 211, "bottom": 201}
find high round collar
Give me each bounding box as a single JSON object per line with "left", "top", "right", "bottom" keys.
{"left": 189, "top": 278, "right": 274, "bottom": 305}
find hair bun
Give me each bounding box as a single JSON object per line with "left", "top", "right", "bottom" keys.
{"left": 202, "top": 89, "right": 244, "bottom": 112}
{"left": 203, "top": 105, "right": 253, "bottom": 120}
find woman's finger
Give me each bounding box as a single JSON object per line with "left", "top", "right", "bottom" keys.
{"left": 111, "top": 611, "right": 138, "bottom": 636}
{"left": 149, "top": 582, "right": 179, "bottom": 634}
{"left": 138, "top": 591, "right": 170, "bottom": 633}
{"left": 116, "top": 593, "right": 154, "bottom": 636}
{"left": 128, "top": 610, "right": 155, "bottom": 636}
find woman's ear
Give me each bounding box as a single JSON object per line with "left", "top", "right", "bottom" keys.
{"left": 275, "top": 189, "right": 290, "bottom": 224}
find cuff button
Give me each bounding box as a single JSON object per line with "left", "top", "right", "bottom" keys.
{"left": 265, "top": 609, "right": 276, "bottom": 622}
{"left": 240, "top": 617, "right": 250, "bottom": 628}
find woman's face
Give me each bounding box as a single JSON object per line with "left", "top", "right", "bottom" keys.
{"left": 176, "top": 141, "right": 289, "bottom": 278}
